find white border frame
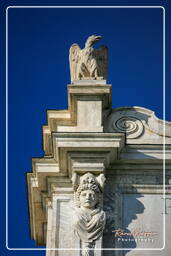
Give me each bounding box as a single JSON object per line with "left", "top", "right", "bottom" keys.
{"left": 6, "top": 5, "right": 166, "bottom": 251}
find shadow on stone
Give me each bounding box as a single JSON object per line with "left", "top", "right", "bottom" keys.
{"left": 103, "top": 183, "right": 145, "bottom": 256}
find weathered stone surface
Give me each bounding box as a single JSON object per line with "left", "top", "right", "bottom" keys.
{"left": 103, "top": 172, "right": 171, "bottom": 255}
{"left": 46, "top": 194, "right": 77, "bottom": 256}
{"left": 73, "top": 79, "right": 107, "bottom": 85}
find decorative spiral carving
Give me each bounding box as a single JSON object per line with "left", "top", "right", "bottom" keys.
{"left": 113, "top": 116, "right": 144, "bottom": 139}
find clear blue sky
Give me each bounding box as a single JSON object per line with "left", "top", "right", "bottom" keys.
{"left": 1, "top": 0, "right": 171, "bottom": 255}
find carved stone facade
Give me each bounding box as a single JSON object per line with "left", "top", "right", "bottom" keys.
{"left": 27, "top": 39, "right": 171, "bottom": 256}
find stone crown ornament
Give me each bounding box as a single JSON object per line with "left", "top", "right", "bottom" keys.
{"left": 69, "top": 35, "right": 108, "bottom": 82}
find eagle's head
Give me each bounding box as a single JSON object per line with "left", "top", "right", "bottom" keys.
{"left": 85, "top": 35, "right": 102, "bottom": 48}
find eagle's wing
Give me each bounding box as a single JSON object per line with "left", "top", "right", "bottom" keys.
{"left": 69, "top": 43, "right": 81, "bottom": 82}
{"left": 95, "top": 45, "right": 108, "bottom": 78}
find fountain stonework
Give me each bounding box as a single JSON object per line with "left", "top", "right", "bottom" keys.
{"left": 27, "top": 36, "right": 171, "bottom": 256}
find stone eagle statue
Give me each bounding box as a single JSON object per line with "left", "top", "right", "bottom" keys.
{"left": 69, "top": 35, "right": 108, "bottom": 82}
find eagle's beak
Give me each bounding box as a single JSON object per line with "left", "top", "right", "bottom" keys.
{"left": 94, "top": 36, "right": 102, "bottom": 41}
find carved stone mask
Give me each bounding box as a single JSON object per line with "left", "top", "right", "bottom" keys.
{"left": 79, "top": 189, "right": 98, "bottom": 210}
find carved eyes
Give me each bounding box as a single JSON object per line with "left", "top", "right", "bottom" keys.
{"left": 81, "top": 191, "right": 96, "bottom": 200}
{"left": 81, "top": 192, "right": 93, "bottom": 197}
